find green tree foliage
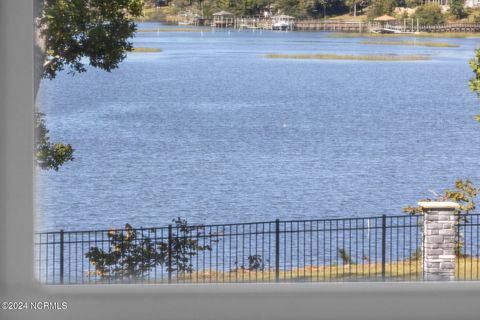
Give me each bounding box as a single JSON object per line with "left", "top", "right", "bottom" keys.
{"left": 35, "top": 1, "right": 145, "bottom": 172}
{"left": 338, "top": 248, "right": 354, "bottom": 265}
{"left": 168, "top": 218, "right": 215, "bottom": 273}
{"left": 403, "top": 179, "right": 477, "bottom": 215}
{"left": 405, "top": 0, "right": 421, "bottom": 8}
{"left": 236, "top": 0, "right": 271, "bottom": 16}
{"left": 85, "top": 219, "right": 214, "bottom": 280}
{"left": 470, "top": 10, "right": 480, "bottom": 23}
{"left": 247, "top": 254, "right": 266, "bottom": 271}
{"left": 39, "top": 0, "right": 144, "bottom": 79}
{"left": 86, "top": 223, "right": 167, "bottom": 280}
{"left": 179, "top": 0, "right": 348, "bottom": 18}
{"left": 450, "top": 0, "right": 467, "bottom": 19}
{"left": 404, "top": 180, "right": 477, "bottom": 258}
{"left": 469, "top": 48, "right": 480, "bottom": 121}
{"left": 35, "top": 112, "right": 74, "bottom": 171}
{"left": 366, "top": 0, "right": 397, "bottom": 19}
{"left": 345, "top": 0, "right": 370, "bottom": 16}
{"left": 412, "top": 4, "right": 445, "bottom": 26}
{"left": 276, "top": 0, "right": 304, "bottom": 16}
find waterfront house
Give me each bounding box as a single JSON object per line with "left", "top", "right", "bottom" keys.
{"left": 417, "top": 0, "right": 480, "bottom": 9}
{"left": 465, "top": 0, "right": 480, "bottom": 7}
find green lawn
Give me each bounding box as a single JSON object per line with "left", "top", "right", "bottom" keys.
{"left": 175, "top": 257, "right": 480, "bottom": 282}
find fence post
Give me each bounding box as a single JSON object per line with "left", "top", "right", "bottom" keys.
{"left": 275, "top": 219, "right": 280, "bottom": 282}
{"left": 59, "top": 229, "right": 64, "bottom": 284}
{"left": 168, "top": 224, "right": 172, "bottom": 284}
{"left": 419, "top": 201, "right": 459, "bottom": 281}
{"left": 381, "top": 215, "right": 386, "bottom": 281}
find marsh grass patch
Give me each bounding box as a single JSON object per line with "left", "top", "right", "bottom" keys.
{"left": 265, "top": 53, "right": 431, "bottom": 61}
{"left": 137, "top": 28, "right": 212, "bottom": 33}
{"left": 328, "top": 32, "right": 480, "bottom": 39}
{"left": 132, "top": 47, "right": 162, "bottom": 53}
{"left": 361, "top": 40, "right": 459, "bottom": 47}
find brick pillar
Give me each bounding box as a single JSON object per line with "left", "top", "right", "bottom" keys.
{"left": 418, "top": 201, "right": 459, "bottom": 281}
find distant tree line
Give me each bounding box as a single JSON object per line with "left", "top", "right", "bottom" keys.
{"left": 161, "top": 0, "right": 471, "bottom": 23}
{"left": 169, "top": 0, "right": 351, "bottom": 18}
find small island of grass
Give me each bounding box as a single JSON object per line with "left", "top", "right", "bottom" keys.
{"left": 361, "top": 40, "right": 459, "bottom": 48}
{"left": 132, "top": 47, "right": 162, "bottom": 53}
{"left": 137, "top": 28, "right": 211, "bottom": 33}
{"left": 265, "top": 53, "right": 431, "bottom": 61}
{"left": 328, "top": 32, "right": 480, "bottom": 39}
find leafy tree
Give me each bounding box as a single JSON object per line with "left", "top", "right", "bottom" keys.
{"left": 85, "top": 219, "right": 214, "bottom": 281}
{"left": 412, "top": 4, "right": 445, "bottom": 26}
{"left": 403, "top": 179, "right": 477, "bottom": 216}
{"left": 168, "top": 218, "right": 215, "bottom": 274}
{"left": 346, "top": 0, "right": 369, "bottom": 16}
{"left": 404, "top": 180, "right": 478, "bottom": 258}
{"left": 35, "top": 112, "right": 74, "bottom": 171}
{"left": 469, "top": 48, "right": 480, "bottom": 121}
{"left": 172, "top": 0, "right": 350, "bottom": 17}
{"left": 318, "top": 0, "right": 328, "bottom": 17}
{"left": 247, "top": 254, "right": 266, "bottom": 271}
{"left": 276, "top": 0, "right": 303, "bottom": 16}
{"left": 36, "top": 0, "right": 144, "bottom": 80}
{"left": 34, "top": 0, "right": 145, "bottom": 171}
{"left": 326, "top": 0, "right": 350, "bottom": 16}
{"left": 367, "top": 0, "right": 397, "bottom": 19}
{"left": 470, "top": 10, "right": 480, "bottom": 23}
{"left": 86, "top": 223, "right": 168, "bottom": 280}
{"left": 404, "top": 0, "right": 421, "bottom": 8}
{"left": 450, "top": 0, "right": 467, "bottom": 20}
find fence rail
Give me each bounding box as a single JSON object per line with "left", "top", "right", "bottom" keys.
{"left": 34, "top": 213, "right": 480, "bottom": 284}
{"left": 35, "top": 214, "right": 431, "bottom": 284}
{"left": 457, "top": 214, "right": 480, "bottom": 281}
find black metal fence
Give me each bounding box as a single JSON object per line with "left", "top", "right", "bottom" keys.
{"left": 35, "top": 214, "right": 430, "bottom": 284}
{"left": 457, "top": 213, "right": 480, "bottom": 281}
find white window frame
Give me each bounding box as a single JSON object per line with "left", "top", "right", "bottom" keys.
{"left": 1, "top": 1, "right": 480, "bottom": 319}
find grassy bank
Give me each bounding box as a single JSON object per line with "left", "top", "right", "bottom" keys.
{"left": 137, "top": 28, "right": 211, "bottom": 33}
{"left": 327, "top": 13, "right": 367, "bottom": 22}
{"left": 361, "top": 40, "right": 459, "bottom": 48}
{"left": 329, "top": 32, "right": 480, "bottom": 38}
{"left": 173, "top": 257, "right": 480, "bottom": 282}
{"left": 132, "top": 47, "right": 162, "bottom": 53}
{"left": 265, "top": 53, "right": 431, "bottom": 61}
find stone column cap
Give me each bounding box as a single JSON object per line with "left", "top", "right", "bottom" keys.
{"left": 417, "top": 201, "right": 460, "bottom": 210}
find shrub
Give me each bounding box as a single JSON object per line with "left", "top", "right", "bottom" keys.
{"left": 470, "top": 10, "right": 480, "bottom": 24}
{"left": 367, "top": 0, "right": 396, "bottom": 20}
{"left": 450, "top": 0, "right": 467, "bottom": 19}
{"left": 412, "top": 4, "right": 445, "bottom": 26}
{"left": 338, "top": 248, "right": 354, "bottom": 265}
{"left": 85, "top": 218, "right": 214, "bottom": 281}
{"left": 247, "top": 254, "right": 266, "bottom": 271}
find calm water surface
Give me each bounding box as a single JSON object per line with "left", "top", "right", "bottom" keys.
{"left": 37, "top": 23, "right": 480, "bottom": 231}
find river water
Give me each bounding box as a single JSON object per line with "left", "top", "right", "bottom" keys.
{"left": 36, "top": 22, "right": 480, "bottom": 232}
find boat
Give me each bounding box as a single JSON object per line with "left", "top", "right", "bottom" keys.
{"left": 272, "top": 15, "right": 295, "bottom": 30}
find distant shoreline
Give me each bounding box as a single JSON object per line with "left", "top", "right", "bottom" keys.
{"left": 135, "top": 26, "right": 480, "bottom": 39}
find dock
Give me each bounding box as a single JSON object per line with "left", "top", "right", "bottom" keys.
{"left": 168, "top": 14, "right": 480, "bottom": 34}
